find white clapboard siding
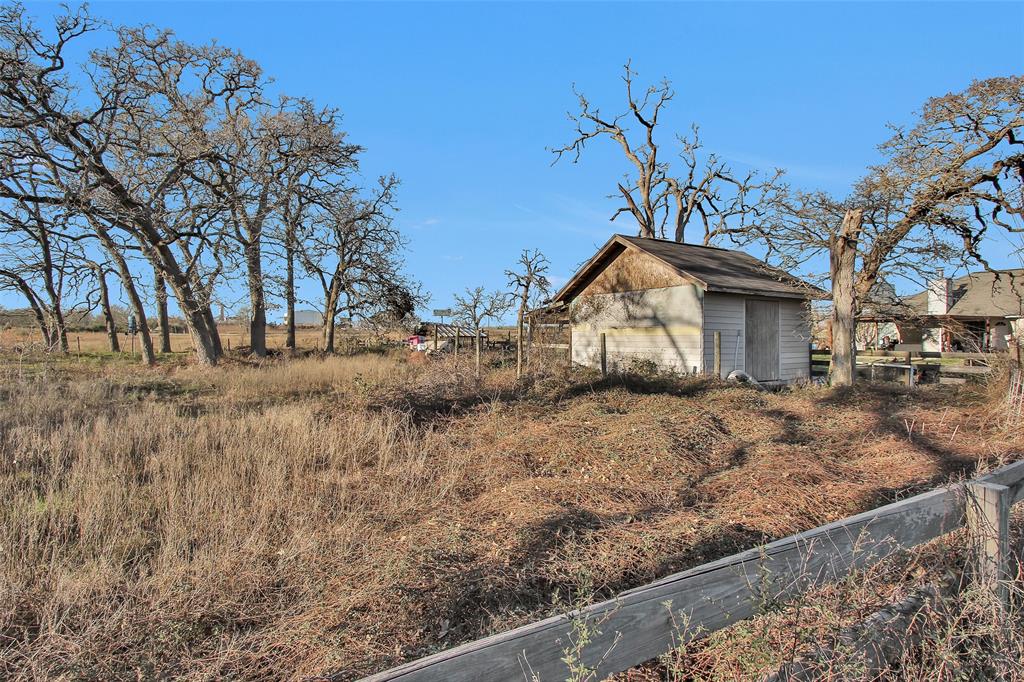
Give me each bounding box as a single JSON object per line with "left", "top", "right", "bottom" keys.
{"left": 780, "top": 299, "right": 812, "bottom": 381}
{"left": 702, "top": 293, "right": 745, "bottom": 377}
{"left": 572, "top": 285, "right": 703, "bottom": 373}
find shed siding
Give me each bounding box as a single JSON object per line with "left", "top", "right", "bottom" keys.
{"left": 571, "top": 284, "right": 703, "bottom": 373}
{"left": 779, "top": 299, "right": 812, "bottom": 381}
{"left": 702, "top": 294, "right": 811, "bottom": 382}
{"left": 702, "top": 293, "right": 745, "bottom": 377}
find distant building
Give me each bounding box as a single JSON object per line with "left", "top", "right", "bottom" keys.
{"left": 861, "top": 269, "right": 1024, "bottom": 352}
{"left": 548, "top": 235, "right": 826, "bottom": 383}
{"left": 291, "top": 310, "right": 323, "bottom": 327}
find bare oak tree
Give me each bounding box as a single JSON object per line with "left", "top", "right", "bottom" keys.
{"left": 453, "top": 286, "right": 512, "bottom": 378}
{"left": 762, "top": 77, "right": 1024, "bottom": 385}
{"left": 505, "top": 249, "right": 550, "bottom": 378}
{"left": 552, "top": 62, "right": 785, "bottom": 244}
{"left": 299, "top": 176, "right": 420, "bottom": 352}
{"left": 0, "top": 6, "right": 262, "bottom": 365}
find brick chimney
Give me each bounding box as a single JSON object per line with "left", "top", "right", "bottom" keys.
{"left": 926, "top": 273, "right": 952, "bottom": 315}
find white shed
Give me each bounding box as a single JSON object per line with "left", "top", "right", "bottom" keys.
{"left": 551, "top": 235, "right": 826, "bottom": 384}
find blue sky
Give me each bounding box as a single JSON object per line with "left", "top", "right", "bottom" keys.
{"left": 8, "top": 1, "right": 1024, "bottom": 321}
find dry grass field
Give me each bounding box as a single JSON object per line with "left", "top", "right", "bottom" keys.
{"left": 0, "top": 324, "right": 353, "bottom": 355}
{"left": 0, "top": 346, "right": 1021, "bottom": 680}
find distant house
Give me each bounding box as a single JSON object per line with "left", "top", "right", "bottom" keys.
{"left": 862, "top": 269, "right": 1024, "bottom": 352}
{"left": 549, "top": 235, "right": 826, "bottom": 383}
{"left": 291, "top": 310, "right": 323, "bottom": 327}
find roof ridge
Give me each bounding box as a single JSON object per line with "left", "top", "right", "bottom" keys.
{"left": 617, "top": 233, "right": 738, "bottom": 253}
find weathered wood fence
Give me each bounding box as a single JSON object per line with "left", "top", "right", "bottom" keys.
{"left": 810, "top": 349, "right": 1005, "bottom": 384}
{"left": 360, "top": 460, "right": 1024, "bottom": 682}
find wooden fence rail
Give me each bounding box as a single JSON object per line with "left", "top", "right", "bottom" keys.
{"left": 360, "top": 460, "right": 1024, "bottom": 682}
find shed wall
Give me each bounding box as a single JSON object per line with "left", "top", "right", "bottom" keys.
{"left": 571, "top": 284, "right": 703, "bottom": 373}
{"left": 702, "top": 293, "right": 745, "bottom": 377}
{"left": 779, "top": 299, "right": 812, "bottom": 381}
{"left": 701, "top": 293, "right": 811, "bottom": 382}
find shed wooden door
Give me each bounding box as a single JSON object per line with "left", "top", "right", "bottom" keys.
{"left": 744, "top": 300, "right": 780, "bottom": 381}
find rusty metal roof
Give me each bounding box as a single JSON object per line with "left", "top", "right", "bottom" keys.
{"left": 552, "top": 234, "right": 827, "bottom": 303}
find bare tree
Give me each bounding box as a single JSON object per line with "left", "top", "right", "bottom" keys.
{"left": 153, "top": 265, "right": 171, "bottom": 354}
{"left": 207, "top": 97, "right": 359, "bottom": 357}
{"left": 0, "top": 6, "right": 263, "bottom": 365}
{"left": 299, "top": 176, "right": 421, "bottom": 352}
{"left": 83, "top": 261, "right": 120, "bottom": 352}
{"left": 0, "top": 176, "right": 75, "bottom": 352}
{"left": 761, "top": 77, "right": 1024, "bottom": 385}
{"left": 505, "top": 249, "right": 550, "bottom": 378}
{"left": 453, "top": 286, "right": 512, "bottom": 378}
{"left": 269, "top": 102, "right": 361, "bottom": 352}
{"left": 551, "top": 62, "right": 785, "bottom": 244}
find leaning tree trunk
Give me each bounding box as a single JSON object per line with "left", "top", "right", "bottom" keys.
{"left": 94, "top": 228, "right": 156, "bottom": 366}
{"left": 154, "top": 267, "right": 171, "bottom": 353}
{"left": 140, "top": 223, "right": 219, "bottom": 366}
{"left": 829, "top": 209, "right": 863, "bottom": 387}
{"left": 119, "top": 266, "right": 155, "bottom": 366}
{"left": 322, "top": 313, "right": 337, "bottom": 354}
{"left": 95, "top": 267, "right": 120, "bottom": 352}
{"left": 2, "top": 271, "right": 52, "bottom": 349}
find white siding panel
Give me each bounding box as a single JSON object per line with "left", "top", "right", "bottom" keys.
{"left": 779, "top": 299, "right": 812, "bottom": 381}
{"left": 702, "top": 293, "right": 745, "bottom": 377}
{"left": 571, "top": 285, "right": 703, "bottom": 373}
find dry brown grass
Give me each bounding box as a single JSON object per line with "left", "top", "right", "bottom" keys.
{"left": 0, "top": 323, "right": 380, "bottom": 355}
{"left": 0, "top": 350, "right": 1020, "bottom": 680}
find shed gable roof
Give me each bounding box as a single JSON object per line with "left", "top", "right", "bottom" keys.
{"left": 552, "top": 235, "right": 826, "bottom": 303}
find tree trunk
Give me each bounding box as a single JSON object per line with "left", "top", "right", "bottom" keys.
{"left": 154, "top": 267, "right": 171, "bottom": 354}
{"left": 829, "top": 209, "right": 863, "bottom": 387}
{"left": 285, "top": 236, "right": 296, "bottom": 351}
{"left": 245, "top": 243, "right": 267, "bottom": 357}
{"left": 36, "top": 226, "right": 68, "bottom": 353}
{"left": 515, "top": 302, "right": 526, "bottom": 378}
{"left": 94, "top": 229, "right": 156, "bottom": 366}
{"left": 140, "top": 225, "right": 219, "bottom": 366}
{"left": 2, "top": 271, "right": 52, "bottom": 350}
{"left": 323, "top": 313, "right": 336, "bottom": 354}
{"left": 475, "top": 326, "right": 482, "bottom": 378}
{"left": 322, "top": 280, "right": 341, "bottom": 354}
{"left": 95, "top": 268, "right": 120, "bottom": 353}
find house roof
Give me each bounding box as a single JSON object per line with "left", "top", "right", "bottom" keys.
{"left": 901, "top": 269, "right": 1024, "bottom": 318}
{"left": 551, "top": 234, "right": 827, "bottom": 303}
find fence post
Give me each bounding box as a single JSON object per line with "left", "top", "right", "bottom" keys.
{"left": 714, "top": 331, "right": 722, "bottom": 378}
{"left": 904, "top": 350, "right": 913, "bottom": 386}
{"left": 600, "top": 332, "right": 607, "bottom": 377}
{"left": 433, "top": 324, "right": 438, "bottom": 351}
{"left": 966, "top": 481, "right": 1011, "bottom": 608}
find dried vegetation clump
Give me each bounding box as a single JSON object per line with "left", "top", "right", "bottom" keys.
{"left": 0, "top": 351, "right": 1020, "bottom": 680}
